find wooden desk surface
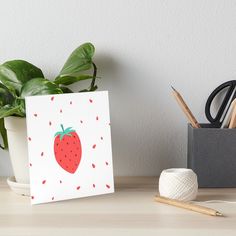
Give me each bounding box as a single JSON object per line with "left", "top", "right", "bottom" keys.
{"left": 0, "top": 176, "right": 236, "bottom": 236}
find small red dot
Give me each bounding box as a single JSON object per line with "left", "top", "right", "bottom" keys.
{"left": 70, "top": 101, "right": 72, "bottom": 105}
{"left": 29, "top": 163, "right": 32, "bottom": 167}
{"left": 51, "top": 96, "right": 54, "bottom": 101}
{"left": 41, "top": 152, "right": 44, "bottom": 156}
{"left": 76, "top": 186, "right": 80, "bottom": 190}
{"left": 92, "top": 144, "right": 96, "bottom": 149}
{"left": 101, "top": 137, "right": 103, "bottom": 140}
{"left": 31, "top": 196, "right": 34, "bottom": 200}
{"left": 93, "top": 184, "right": 95, "bottom": 188}
{"left": 28, "top": 137, "right": 31, "bottom": 141}
{"left": 42, "top": 180, "right": 46, "bottom": 184}
{"left": 89, "top": 99, "right": 93, "bottom": 103}
{"left": 52, "top": 197, "right": 54, "bottom": 200}
{"left": 60, "top": 109, "right": 62, "bottom": 113}
{"left": 92, "top": 163, "right": 96, "bottom": 168}
{"left": 96, "top": 116, "right": 99, "bottom": 121}
{"left": 106, "top": 184, "right": 110, "bottom": 189}
{"left": 60, "top": 180, "right": 62, "bottom": 184}
{"left": 49, "top": 121, "right": 52, "bottom": 126}
{"left": 34, "top": 113, "right": 37, "bottom": 117}
{"left": 80, "top": 120, "right": 83, "bottom": 124}
{"left": 105, "top": 162, "right": 109, "bottom": 166}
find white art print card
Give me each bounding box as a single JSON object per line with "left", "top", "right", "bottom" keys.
{"left": 25, "top": 91, "right": 114, "bottom": 204}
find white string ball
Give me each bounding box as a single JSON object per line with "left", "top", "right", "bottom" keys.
{"left": 159, "top": 168, "right": 198, "bottom": 201}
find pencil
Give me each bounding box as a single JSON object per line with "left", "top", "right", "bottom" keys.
{"left": 171, "top": 86, "right": 201, "bottom": 128}
{"left": 154, "top": 196, "right": 223, "bottom": 217}
{"left": 229, "top": 100, "right": 236, "bottom": 128}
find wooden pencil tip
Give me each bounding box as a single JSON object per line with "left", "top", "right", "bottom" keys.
{"left": 216, "top": 212, "right": 224, "bottom": 217}
{"left": 171, "top": 86, "right": 176, "bottom": 91}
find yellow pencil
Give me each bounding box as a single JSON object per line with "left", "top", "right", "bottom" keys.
{"left": 155, "top": 196, "right": 223, "bottom": 217}
{"left": 171, "top": 86, "right": 201, "bottom": 128}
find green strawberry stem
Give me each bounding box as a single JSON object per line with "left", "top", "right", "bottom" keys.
{"left": 61, "top": 124, "right": 65, "bottom": 132}
{"left": 54, "top": 124, "right": 76, "bottom": 140}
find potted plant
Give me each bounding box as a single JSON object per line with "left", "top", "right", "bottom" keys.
{"left": 0, "top": 42, "right": 98, "bottom": 187}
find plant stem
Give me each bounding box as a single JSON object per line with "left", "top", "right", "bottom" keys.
{"left": 61, "top": 124, "right": 65, "bottom": 132}
{"left": 89, "top": 62, "right": 97, "bottom": 91}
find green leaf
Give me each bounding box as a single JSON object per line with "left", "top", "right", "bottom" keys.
{"left": 54, "top": 74, "right": 94, "bottom": 86}
{"left": 0, "top": 98, "right": 25, "bottom": 149}
{"left": 0, "top": 119, "right": 8, "bottom": 149}
{"left": 79, "top": 85, "right": 98, "bottom": 93}
{"left": 79, "top": 89, "right": 89, "bottom": 92}
{"left": 20, "top": 78, "right": 63, "bottom": 98}
{"left": 0, "top": 83, "right": 15, "bottom": 107}
{"left": 60, "top": 87, "right": 73, "bottom": 93}
{"left": 14, "top": 98, "right": 26, "bottom": 116}
{"left": 90, "top": 85, "right": 98, "bottom": 91}
{"left": 0, "top": 60, "right": 44, "bottom": 96}
{"left": 59, "top": 42, "right": 95, "bottom": 77}
{"left": 0, "top": 104, "right": 24, "bottom": 119}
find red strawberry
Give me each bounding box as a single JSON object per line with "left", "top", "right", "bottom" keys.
{"left": 54, "top": 124, "right": 82, "bottom": 174}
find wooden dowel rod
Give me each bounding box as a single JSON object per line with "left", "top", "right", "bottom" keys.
{"left": 155, "top": 196, "right": 223, "bottom": 217}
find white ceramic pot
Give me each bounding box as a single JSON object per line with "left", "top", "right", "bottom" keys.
{"left": 4, "top": 117, "right": 29, "bottom": 184}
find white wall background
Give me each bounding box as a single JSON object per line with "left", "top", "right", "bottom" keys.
{"left": 1, "top": 0, "right": 236, "bottom": 176}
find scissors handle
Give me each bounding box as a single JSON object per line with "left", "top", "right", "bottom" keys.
{"left": 205, "top": 80, "right": 236, "bottom": 126}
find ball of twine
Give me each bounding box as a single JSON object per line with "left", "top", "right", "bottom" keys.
{"left": 159, "top": 168, "right": 198, "bottom": 201}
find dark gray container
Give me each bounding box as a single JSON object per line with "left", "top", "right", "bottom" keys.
{"left": 187, "top": 123, "right": 236, "bottom": 187}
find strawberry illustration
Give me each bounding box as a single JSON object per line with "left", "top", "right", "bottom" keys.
{"left": 54, "top": 124, "right": 82, "bottom": 174}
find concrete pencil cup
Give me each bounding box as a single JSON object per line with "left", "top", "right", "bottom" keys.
{"left": 187, "top": 123, "right": 236, "bottom": 187}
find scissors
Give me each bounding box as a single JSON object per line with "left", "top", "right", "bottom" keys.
{"left": 205, "top": 80, "right": 236, "bottom": 127}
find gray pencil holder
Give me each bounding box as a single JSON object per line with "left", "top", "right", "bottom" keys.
{"left": 187, "top": 123, "right": 236, "bottom": 187}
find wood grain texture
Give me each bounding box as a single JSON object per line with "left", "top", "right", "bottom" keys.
{"left": 0, "top": 177, "right": 236, "bottom": 236}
